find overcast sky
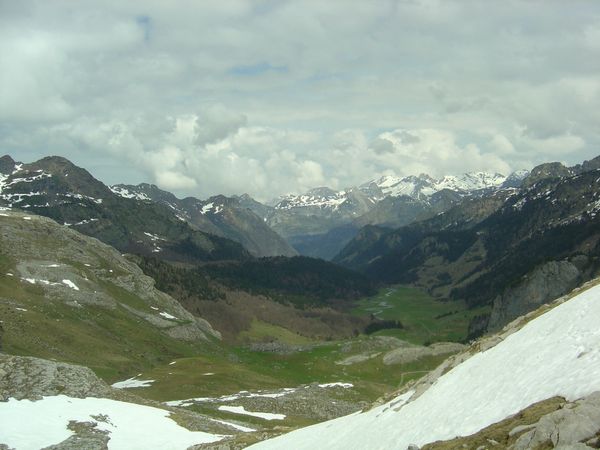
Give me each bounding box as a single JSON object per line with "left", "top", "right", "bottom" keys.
{"left": 1, "top": 0, "right": 599, "bottom": 201}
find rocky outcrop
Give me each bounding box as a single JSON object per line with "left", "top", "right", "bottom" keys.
{"left": 512, "top": 392, "right": 600, "bottom": 449}
{"left": 522, "top": 162, "right": 574, "bottom": 188}
{"left": 487, "top": 258, "right": 589, "bottom": 332}
{"left": 0, "top": 354, "right": 111, "bottom": 401}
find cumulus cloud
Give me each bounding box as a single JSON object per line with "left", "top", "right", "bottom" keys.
{"left": 0, "top": 1, "right": 598, "bottom": 199}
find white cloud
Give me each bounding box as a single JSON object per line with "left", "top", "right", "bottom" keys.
{"left": 0, "top": 1, "right": 598, "bottom": 199}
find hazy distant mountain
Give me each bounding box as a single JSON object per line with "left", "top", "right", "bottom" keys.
{"left": 267, "top": 170, "right": 529, "bottom": 259}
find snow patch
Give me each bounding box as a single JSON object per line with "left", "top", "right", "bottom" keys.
{"left": 218, "top": 406, "right": 286, "bottom": 421}
{"left": 111, "top": 377, "right": 155, "bottom": 389}
{"left": 164, "top": 387, "right": 297, "bottom": 407}
{"left": 159, "top": 311, "right": 178, "bottom": 320}
{"left": 0, "top": 395, "right": 223, "bottom": 450}
{"left": 318, "top": 382, "right": 353, "bottom": 389}
{"left": 62, "top": 279, "right": 80, "bottom": 291}
{"left": 211, "top": 418, "right": 256, "bottom": 433}
{"left": 110, "top": 185, "right": 151, "bottom": 201}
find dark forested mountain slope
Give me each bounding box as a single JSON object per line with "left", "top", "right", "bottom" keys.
{"left": 0, "top": 155, "right": 248, "bottom": 263}
{"left": 111, "top": 183, "right": 297, "bottom": 257}
{"left": 335, "top": 158, "right": 600, "bottom": 334}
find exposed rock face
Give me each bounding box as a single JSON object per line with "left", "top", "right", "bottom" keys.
{"left": 0, "top": 354, "right": 111, "bottom": 401}
{"left": 487, "top": 259, "right": 586, "bottom": 332}
{"left": 512, "top": 392, "right": 600, "bottom": 450}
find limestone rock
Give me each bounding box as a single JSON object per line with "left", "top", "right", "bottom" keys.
{"left": 512, "top": 392, "right": 600, "bottom": 449}
{"left": 488, "top": 259, "right": 584, "bottom": 332}
{"left": 0, "top": 354, "right": 111, "bottom": 401}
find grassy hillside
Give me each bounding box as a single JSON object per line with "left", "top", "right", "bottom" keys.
{"left": 0, "top": 211, "right": 219, "bottom": 380}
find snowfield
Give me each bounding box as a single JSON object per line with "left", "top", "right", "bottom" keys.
{"left": 0, "top": 395, "right": 223, "bottom": 450}
{"left": 249, "top": 282, "right": 600, "bottom": 450}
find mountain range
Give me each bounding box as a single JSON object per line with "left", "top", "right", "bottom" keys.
{"left": 110, "top": 183, "right": 297, "bottom": 258}
{"left": 243, "top": 169, "right": 530, "bottom": 260}
{"left": 2, "top": 152, "right": 600, "bottom": 449}
{"left": 335, "top": 155, "right": 600, "bottom": 337}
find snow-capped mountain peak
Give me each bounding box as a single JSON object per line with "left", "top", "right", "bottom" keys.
{"left": 361, "top": 171, "right": 507, "bottom": 201}
{"left": 432, "top": 171, "right": 507, "bottom": 192}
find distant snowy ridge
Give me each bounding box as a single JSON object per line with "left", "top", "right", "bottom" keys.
{"left": 274, "top": 170, "right": 524, "bottom": 211}
{"left": 364, "top": 171, "right": 508, "bottom": 199}
{"left": 249, "top": 280, "right": 600, "bottom": 450}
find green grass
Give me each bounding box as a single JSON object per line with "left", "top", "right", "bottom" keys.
{"left": 134, "top": 335, "right": 452, "bottom": 405}
{"left": 0, "top": 270, "right": 212, "bottom": 381}
{"left": 238, "top": 320, "right": 315, "bottom": 346}
{"left": 352, "top": 285, "right": 490, "bottom": 344}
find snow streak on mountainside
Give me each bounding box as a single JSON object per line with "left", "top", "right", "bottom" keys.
{"left": 250, "top": 282, "right": 600, "bottom": 450}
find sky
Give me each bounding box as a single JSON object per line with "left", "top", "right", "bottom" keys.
{"left": 1, "top": 0, "right": 599, "bottom": 201}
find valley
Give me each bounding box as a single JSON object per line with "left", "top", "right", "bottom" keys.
{"left": 2, "top": 153, "right": 600, "bottom": 449}
{"left": 3, "top": 3, "right": 600, "bottom": 448}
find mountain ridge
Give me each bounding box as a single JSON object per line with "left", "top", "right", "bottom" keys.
{"left": 110, "top": 183, "right": 297, "bottom": 258}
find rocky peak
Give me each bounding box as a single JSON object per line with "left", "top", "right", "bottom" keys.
{"left": 522, "top": 162, "right": 573, "bottom": 188}
{"left": 0, "top": 155, "right": 16, "bottom": 174}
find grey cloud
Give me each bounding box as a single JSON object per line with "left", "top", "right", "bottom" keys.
{"left": 194, "top": 106, "right": 247, "bottom": 146}
{"left": 370, "top": 137, "right": 396, "bottom": 154}
{"left": 0, "top": 0, "right": 598, "bottom": 199}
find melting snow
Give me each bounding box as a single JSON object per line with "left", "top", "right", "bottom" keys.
{"left": 111, "top": 377, "right": 155, "bottom": 389}
{"left": 164, "top": 388, "right": 297, "bottom": 407}
{"left": 250, "top": 282, "right": 600, "bottom": 449}
{"left": 211, "top": 419, "right": 256, "bottom": 433}
{"left": 218, "top": 406, "right": 286, "bottom": 421}
{"left": 70, "top": 218, "right": 99, "bottom": 227}
{"left": 144, "top": 232, "right": 165, "bottom": 241}
{"left": 110, "top": 185, "right": 151, "bottom": 201}
{"left": 159, "top": 312, "right": 178, "bottom": 320}
{"left": 0, "top": 395, "right": 223, "bottom": 450}
{"left": 317, "top": 382, "right": 353, "bottom": 389}
{"left": 61, "top": 280, "right": 80, "bottom": 291}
